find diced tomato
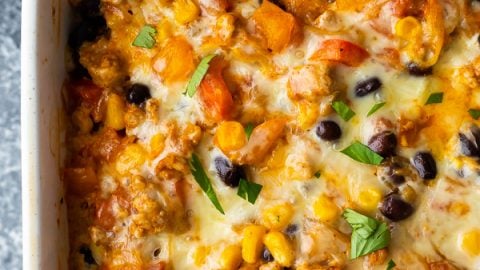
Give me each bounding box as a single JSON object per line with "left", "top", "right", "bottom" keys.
{"left": 310, "top": 39, "right": 369, "bottom": 67}
{"left": 198, "top": 58, "right": 234, "bottom": 121}
{"left": 94, "top": 191, "right": 130, "bottom": 230}
{"left": 69, "top": 79, "right": 104, "bottom": 107}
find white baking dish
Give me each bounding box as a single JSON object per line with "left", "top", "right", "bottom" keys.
{"left": 21, "top": 0, "right": 70, "bottom": 269}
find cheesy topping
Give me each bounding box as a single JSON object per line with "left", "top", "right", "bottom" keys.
{"left": 64, "top": 0, "right": 480, "bottom": 269}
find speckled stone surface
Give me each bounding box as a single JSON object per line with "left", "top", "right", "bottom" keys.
{"left": 0, "top": 0, "right": 22, "bottom": 269}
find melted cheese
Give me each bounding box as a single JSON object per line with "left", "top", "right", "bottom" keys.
{"left": 66, "top": 0, "right": 480, "bottom": 269}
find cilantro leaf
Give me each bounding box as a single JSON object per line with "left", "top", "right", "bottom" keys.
{"left": 468, "top": 109, "right": 480, "bottom": 120}
{"left": 185, "top": 54, "right": 217, "bottom": 97}
{"left": 314, "top": 171, "right": 321, "bottom": 178}
{"left": 340, "top": 141, "right": 384, "bottom": 165}
{"left": 343, "top": 209, "right": 378, "bottom": 238}
{"left": 244, "top": 123, "right": 255, "bottom": 140}
{"left": 189, "top": 153, "right": 225, "bottom": 214}
{"left": 367, "top": 102, "right": 386, "bottom": 116}
{"left": 425, "top": 92, "right": 443, "bottom": 105}
{"left": 132, "top": 25, "right": 157, "bottom": 49}
{"left": 343, "top": 209, "right": 391, "bottom": 259}
{"left": 386, "top": 259, "right": 396, "bottom": 270}
{"left": 332, "top": 101, "right": 356, "bottom": 121}
{"left": 237, "top": 178, "right": 262, "bottom": 204}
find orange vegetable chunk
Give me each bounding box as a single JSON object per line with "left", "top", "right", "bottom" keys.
{"left": 198, "top": 57, "right": 234, "bottom": 121}
{"left": 251, "top": 0, "right": 300, "bottom": 53}
{"left": 152, "top": 37, "right": 196, "bottom": 84}
{"left": 310, "top": 39, "right": 369, "bottom": 67}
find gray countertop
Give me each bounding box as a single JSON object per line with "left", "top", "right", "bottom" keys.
{"left": 0, "top": 0, "right": 22, "bottom": 269}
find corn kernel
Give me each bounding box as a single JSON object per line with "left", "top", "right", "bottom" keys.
{"left": 313, "top": 195, "right": 339, "bottom": 222}
{"left": 259, "top": 262, "right": 282, "bottom": 270}
{"left": 263, "top": 231, "right": 295, "bottom": 267}
{"left": 262, "top": 203, "right": 294, "bottom": 230}
{"left": 242, "top": 225, "right": 266, "bottom": 264}
{"left": 395, "top": 16, "right": 421, "bottom": 39}
{"left": 193, "top": 245, "right": 210, "bottom": 266}
{"left": 461, "top": 229, "right": 480, "bottom": 256}
{"left": 105, "top": 93, "right": 126, "bottom": 130}
{"left": 220, "top": 245, "right": 242, "bottom": 270}
{"left": 72, "top": 107, "right": 93, "bottom": 134}
{"left": 173, "top": 0, "right": 200, "bottom": 25}
{"left": 150, "top": 133, "right": 166, "bottom": 158}
{"left": 449, "top": 201, "right": 470, "bottom": 216}
{"left": 157, "top": 21, "right": 172, "bottom": 42}
{"left": 215, "top": 121, "right": 247, "bottom": 152}
{"left": 116, "top": 144, "right": 147, "bottom": 174}
{"left": 297, "top": 101, "right": 319, "bottom": 130}
{"left": 357, "top": 187, "right": 382, "bottom": 212}
{"left": 394, "top": 16, "right": 424, "bottom": 63}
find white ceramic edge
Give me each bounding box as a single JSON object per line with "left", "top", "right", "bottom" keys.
{"left": 21, "top": 0, "right": 70, "bottom": 269}
{"left": 21, "top": 0, "right": 40, "bottom": 267}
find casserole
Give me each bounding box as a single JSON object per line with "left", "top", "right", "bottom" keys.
{"left": 24, "top": 0, "right": 480, "bottom": 269}
{"left": 21, "top": 0, "right": 69, "bottom": 269}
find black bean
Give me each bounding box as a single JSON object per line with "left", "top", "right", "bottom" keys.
{"left": 379, "top": 194, "right": 414, "bottom": 221}
{"left": 316, "top": 120, "right": 342, "bottom": 141}
{"left": 285, "top": 224, "right": 298, "bottom": 239}
{"left": 126, "top": 84, "right": 151, "bottom": 105}
{"left": 79, "top": 246, "right": 97, "bottom": 265}
{"left": 214, "top": 157, "right": 246, "bottom": 187}
{"left": 471, "top": 126, "right": 480, "bottom": 148}
{"left": 390, "top": 174, "right": 406, "bottom": 185}
{"left": 69, "top": 50, "right": 91, "bottom": 80}
{"left": 406, "top": 62, "right": 433, "bottom": 76}
{"left": 75, "top": 0, "right": 101, "bottom": 18}
{"left": 354, "top": 77, "right": 382, "bottom": 97}
{"left": 262, "top": 248, "right": 274, "bottom": 262}
{"left": 459, "top": 133, "right": 479, "bottom": 157}
{"left": 68, "top": 16, "right": 107, "bottom": 49}
{"left": 153, "top": 248, "right": 161, "bottom": 257}
{"left": 368, "top": 131, "right": 397, "bottom": 157}
{"left": 412, "top": 152, "right": 437, "bottom": 180}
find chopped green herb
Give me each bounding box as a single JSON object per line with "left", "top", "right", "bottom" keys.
{"left": 185, "top": 54, "right": 217, "bottom": 97}
{"left": 425, "top": 92, "right": 443, "bottom": 105}
{"left": 343, "top": 209, "right": 391, "bottom": 259}
{"left": 189, "top": 153, "right": 224, "bottom": 214}
{"left": 367, "top": 102, "right": 386, "bottom": 116}
{"left": 314, "top": 171, "right": 321, "bottom": 178}
{"left": 237, "top": 178, "right": 263, "bottom": 204}
{"left": 132, "top": 25, "right": 157, "bottom": 49}
{"left": 469, "top": 109, "right": 480, "bottom": 120}
{"left": 244, "top": 123, "right": 255, "bottom": 140}
{"left": 386, "top": 259, "right": 396, "bottom": 270}
{"left": 332, "top": 101, "right": 356, "bottom": 121}
{"left": 340, "top": 141, "right": 384, "bottom": 165}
